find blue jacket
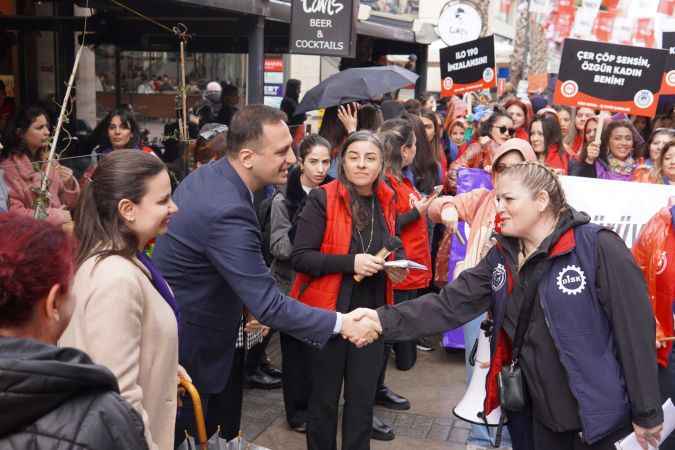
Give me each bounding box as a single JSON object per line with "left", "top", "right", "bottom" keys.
{"left": 490, "top": 223, "right": 630, "bottom": 443}
{"left": 153, "top": 158, "right": 336, "bottom": 394}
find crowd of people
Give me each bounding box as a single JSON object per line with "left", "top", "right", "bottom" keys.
{"left": 0, "top": 78, "right": 674, "bottom": 450}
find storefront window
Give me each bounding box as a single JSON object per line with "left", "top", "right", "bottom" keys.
{"left": 93, "top": 46, "right": 245, "bottom": 141}
{"left": 362, "top": 0, "right": 419, "bottom": 15}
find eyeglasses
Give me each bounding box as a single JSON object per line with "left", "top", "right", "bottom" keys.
{"left": 199, "top": 124, "right": 228, "bottom": 141}
{"left": 493, "top": 126, "right": 516, "bottom": 136}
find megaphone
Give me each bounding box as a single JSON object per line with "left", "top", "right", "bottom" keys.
{"left": 453, "top": 329, "right": 503, "bottom": 426}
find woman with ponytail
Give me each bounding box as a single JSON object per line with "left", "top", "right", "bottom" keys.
{"left": 60, "top": 150, "right": 185, "bottom": 450}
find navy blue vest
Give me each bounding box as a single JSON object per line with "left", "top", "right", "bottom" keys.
{"left": 487, "top": 224, "right": 630, "bottom": 443}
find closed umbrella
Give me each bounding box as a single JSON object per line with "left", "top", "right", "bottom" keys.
{"left": 295, "top": 65, "right": 419, "bottom": 115}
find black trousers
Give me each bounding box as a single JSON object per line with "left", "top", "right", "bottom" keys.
{"left": 280, "top": 332, "right": 310, "bottom": 427}
{"left": 532, "top": 416, "right": 632, "bottom": 450}
{"left": 658, "top": 345, "right": 675, "bottom": 450}
{"left": 174, "top": 348, "right": 245, "bottom": 447}
{"left": 245, "top": 331, "right": 273, "bottom": 375}
{"left": 306, "top": 336, "right": 385, "bottom": 450}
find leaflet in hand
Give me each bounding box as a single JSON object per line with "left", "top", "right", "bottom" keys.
{"left": 615, "top": 398, "right": 675, "bottom": 449}
{"left": 384, "top": 260, "right": 428, "bottom": 271}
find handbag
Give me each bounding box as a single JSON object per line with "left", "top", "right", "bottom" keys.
{"left": 497, "top": 256, "right": 552, "bottom": 412}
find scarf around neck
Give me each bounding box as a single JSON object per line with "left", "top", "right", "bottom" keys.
{"left": 606, "top": 153, "right": 636, "bottom": 176}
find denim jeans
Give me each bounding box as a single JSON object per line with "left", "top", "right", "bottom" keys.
{"left": 464, "top": 313, "right": 512, "bottom": 448}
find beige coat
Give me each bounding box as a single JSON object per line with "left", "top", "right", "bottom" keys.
{"left": 60, "top": 254, "right": 179, "bottom": 450}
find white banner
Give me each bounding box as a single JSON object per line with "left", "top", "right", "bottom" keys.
{"left": 560, "top": 176, "right": 675, "bottom": 248}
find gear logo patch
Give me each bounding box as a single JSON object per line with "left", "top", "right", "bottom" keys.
{"left": 556, "top": 265, "right": 587, "bottom": 296}
{"left": 491, "top": 263, "right": 506, "bottom": 292}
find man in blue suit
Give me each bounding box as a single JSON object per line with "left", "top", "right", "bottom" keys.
{"left": 153, "top": 105, "right": 380, "bottom": 442}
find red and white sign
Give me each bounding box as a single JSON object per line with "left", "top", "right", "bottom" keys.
{"left": 592, "top": 10, "right": 616, "bottom": 42}
{"left": 264, "top": 57, "right": 284, "bottom": 72}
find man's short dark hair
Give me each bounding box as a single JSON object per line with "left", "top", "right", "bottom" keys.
{"left": 226, "top": 105, "right": 287, "bottom": 156}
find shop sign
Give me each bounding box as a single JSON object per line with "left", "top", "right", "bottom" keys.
{"left": 436, "top": 1, "right": 483, "bottom": 47}
{"left": 289, "top": 0, "right": 357, "bottom": 57}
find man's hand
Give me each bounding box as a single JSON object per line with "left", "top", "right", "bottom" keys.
{"left": 340, "top": 308, "right": 382, "bottom": 347}
{"left": 633, "top": 423, "right": 662, "bottom": 449}
{"left": 245, "top": 318, "right": 270, "bottom": 337}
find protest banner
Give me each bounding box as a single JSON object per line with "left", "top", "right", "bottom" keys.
{"left": 289, "top": 0, "right": 357, "bottom": 57}
{"left": 553, "top": 38, "right": 668, "bottom": 117}
{"left": 663, "top": 32, "right": 675, "bottom": 96}
{"left": 439, "top": 35, "right": 496, "bottom": 97}
{"left": 560, "top": 176, "right": 675, "bottom": 248}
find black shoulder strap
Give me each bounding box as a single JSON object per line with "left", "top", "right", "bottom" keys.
{"left": 511, "top": 257, "right": 553, "bottom": 363}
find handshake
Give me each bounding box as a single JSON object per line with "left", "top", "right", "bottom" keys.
{"left": 339, "top": 308, "right": 383, "bottom": 347}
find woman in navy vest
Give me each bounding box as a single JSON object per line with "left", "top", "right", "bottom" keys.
{"left": 363, "top": 161, "right": 664, "bottom": 450}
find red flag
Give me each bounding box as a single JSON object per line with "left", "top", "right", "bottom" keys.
{"left": 500, "top": 0, "right": 513, "bottom": 14}
{"left": 633, "top": 18, "right": 655, "bottom": 48}
{"left": 602, "top": 0, "right": 620, "bottom": 9}
{"left": 555, "top": 6, "right": 576, "bottom": 42}
{"left": 592, "top": 10, "right": 616, "bottom": 42}
{"left": 658, "top": 0, "right": 675, "bottom": 14}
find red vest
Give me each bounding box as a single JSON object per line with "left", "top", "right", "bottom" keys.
{"left": 385, "top": 172, "right": 432, "bottom": 290}
{"left": 289, "top": 180, "right": 396, "bottom": 311}
{"left": 545, "top": 144, "right": 570, "bottom": 174}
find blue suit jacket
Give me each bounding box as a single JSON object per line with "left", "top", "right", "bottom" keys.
{"left": 153, "top": 158, "right": 336, "bottom": 393}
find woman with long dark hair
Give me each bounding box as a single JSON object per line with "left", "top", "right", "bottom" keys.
{"left": 291, "top": 131, "right": 403, "bottom": 450}
{"left": 570, "top": 119, "right": 640, "bottom": 181}
{"left": 0, "top": 105, "right": 79, "bottom": 226}
{"left": 82, "top": 107, "right": 154, "bottom": 185}
{"left": 403, "top": 112, "right": 441, "bottom": 195}
{"left": 446, "top": 110, "right": 515, "bottom": 193}
{"left": 60, "top": 150, "right": 184, "bottom": 450}
{"left": 420, "top": 109, "right": 447, "bottom": 171}
{"left": 529, "top": 115, "right": 569, "bottom": 174}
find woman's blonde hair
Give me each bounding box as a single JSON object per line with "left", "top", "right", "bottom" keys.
{"left": 500, "top": 161, "right": 568, "bottom": 216}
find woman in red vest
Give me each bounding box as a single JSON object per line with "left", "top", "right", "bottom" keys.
{"left": 291, "top": 130, "right": 403, "bottom": 450}
{"left": 378, "top": 118, "right": 433, "bottom": 372}
{"left": 529, "top": 115, "right": 569, "bottom": 174}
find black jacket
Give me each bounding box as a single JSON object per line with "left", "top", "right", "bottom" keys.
{"left": 0, "top": 337, "right": 148, "bottom": 450}
{"left": 378, "top": 209, "right": 662, "bottom": 432}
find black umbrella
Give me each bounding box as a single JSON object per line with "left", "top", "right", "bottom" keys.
{"left": 295, "top": 65, "right": 419, "bottom": 115}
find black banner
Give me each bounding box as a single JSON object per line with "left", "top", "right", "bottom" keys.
{"left": 289, "top": 0, "right": 357, "bottom": 57}
{"left": 553, "top": 38, "right": 668, "bottom": 117}
{"left": 663, "top": 32, "right": 675, "bottom": 95}
{"left": 439, "top": 35, "right": 496, "bottom": 97}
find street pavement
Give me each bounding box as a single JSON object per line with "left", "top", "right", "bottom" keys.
{"left": 241, "top": 333, "right": 472, "bottom": 450}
